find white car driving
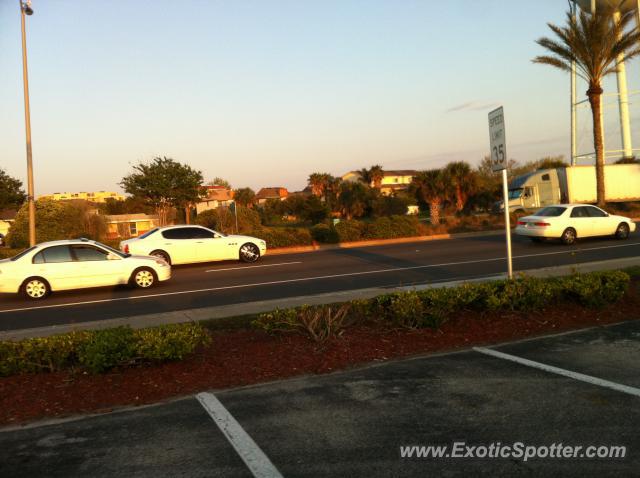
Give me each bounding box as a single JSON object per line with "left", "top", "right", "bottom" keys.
{"left": 515, "top": 204, "right": 636, "bottom": 245}
{"left": 0, "top": 239, "right": 171, "bottom": 300}
{"left": 119, "top": 225, "right": 267, "bottom": 265}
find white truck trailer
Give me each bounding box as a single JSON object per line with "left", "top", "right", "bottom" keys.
{"left": 500, "top": 164, "right": 640, "bottom": 213}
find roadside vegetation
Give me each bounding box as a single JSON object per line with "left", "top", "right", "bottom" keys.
{"left": 0, "top": 270, "right": 629, "bottom": 377}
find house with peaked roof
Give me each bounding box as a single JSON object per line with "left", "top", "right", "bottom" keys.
{"left": 105, "top": 213, "right": 159, "bottom": 239}
{"left": 341, "top": 170, "right": 417, "bottom": 196}
{"left": 196, "top": 186, "right": 235, "bottom": 214}
{"left": 255, "top": 187, "right": 289, "bottom": 204}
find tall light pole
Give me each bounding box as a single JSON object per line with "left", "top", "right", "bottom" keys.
{"left": 20, "top": 0, "right": 36, "bottom": 247}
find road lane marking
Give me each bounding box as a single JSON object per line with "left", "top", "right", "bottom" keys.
{"left": 474, "top": 347, "right": 640, "bottom": 398}
{"left": 1, "top": 241, "right": 639, "bottom": 314}
{"left": 205, "top": 261, "right": 302, "bottom": 273}
{"left": 196, "top": 392, "right": 283, "bottom": 478}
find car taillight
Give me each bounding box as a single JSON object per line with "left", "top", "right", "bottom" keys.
{"left": 534, "top": 222, "right": 550, "bottom": 227}
{"left": 517, "top": 221, "right": 527, "bottom": 225}
{"left": 123, "top": 244, "right": 129, "bottom": 254}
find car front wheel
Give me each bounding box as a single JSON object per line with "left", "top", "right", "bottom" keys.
{"left": 21, "top": 277, "right": 50, "bottom": 300}
{"left": 615, "top": 223, "right": 630, "bottom": 240}
{"left": 239, "top": 243, "right": 260, "bottom": 263}
{"left": 130, "top": 267, "right": 157, "bottom": 289}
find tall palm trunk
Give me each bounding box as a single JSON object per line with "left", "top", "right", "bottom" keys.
{"left": 455, "top": 185, "right": 464, "bottom": 212}
{"left": 429, "top": 200, "right": 441, "bottom": 226}
{"left": 587, "top": 84, "right": 606, "bottom": 207}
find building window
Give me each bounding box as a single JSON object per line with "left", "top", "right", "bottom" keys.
{"left": 129, "top": 222, "right": 138, "bottom": 236}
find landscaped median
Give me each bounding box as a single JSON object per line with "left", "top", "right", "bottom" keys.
{"left": 0, "top": 270, "right": 637, "bottom": 425}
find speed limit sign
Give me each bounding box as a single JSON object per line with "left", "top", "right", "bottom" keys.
{"left": 488, "top": 106, "right": 506, "bottom": 172}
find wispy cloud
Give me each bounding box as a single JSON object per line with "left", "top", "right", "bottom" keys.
{"left": 446, "top": 101, "right": 501, "bottom": 113}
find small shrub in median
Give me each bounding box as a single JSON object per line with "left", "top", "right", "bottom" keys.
{"left": 0, "top": 323, "right": 210, "bottom": 377}
{"left": 252, "top": 227, "right": 313, "bottom": 248}
{"left": 310, "top": 223, "right": 339, "bottom": 243}
{"left": 253, "top": 304, "right": 352, "bottom": 342}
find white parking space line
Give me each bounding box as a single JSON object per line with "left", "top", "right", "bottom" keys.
{"left": 474, "top": 347, "right": 640, "bottom": 398}
{"left": 196, "top": 392, "right": 283, "bottom": 478}
{"left": 1, "top": 241, "right": 639, "bottom": 314}
{"left": 205, "top": 261, "right": 302, "bottom": 273}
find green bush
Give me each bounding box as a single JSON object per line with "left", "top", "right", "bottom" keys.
{"left": 0, "top": 323, "right": 210, "bottom": 377}
{"left": 561, "top": 271, "right": 629, "bottom": 308}
{"left": 254, "top": 271, "right": 630, "bottom": 337}
{"left": 335, "top": 220, "right": 366, "bottom": 242}
{"left": 251, "top": 227, "right": 313, "bottom": 248}
{"left": 310, "top": 223, "right": 339, "bottom": 243}
{"left": 78, "top": 327, "right": 138, "bottom": 373}
{"left": 196, "top": 206, "right": 261, "bottom": 235}
{"left": 134, "top": 323, "right": 210, "bottom": 361}
{"left": 363, "top": 215, "right": 424, "bottom": 240}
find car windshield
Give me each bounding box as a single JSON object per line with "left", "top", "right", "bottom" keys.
{"left": 536, "top": 206, "right": 566, "bottom": 217}
{"left": 508, "top": 189, "right": 523, "bottom": 199}
{"left": 138, "top": 228, "right": 159, "bottom": 239}
{"left": 93, "top": 242, "right": 129, "bottom": 258}
{"left": 9, "top": 246, "right": 37, "bottom": 261}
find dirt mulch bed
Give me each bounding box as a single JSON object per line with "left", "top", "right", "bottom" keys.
{"left": 1, "top": 280, "right": 639, "bottom": 427}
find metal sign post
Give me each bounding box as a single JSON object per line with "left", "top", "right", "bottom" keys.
{"left": 488, "top": 106, "right": 513, "bottom": 279}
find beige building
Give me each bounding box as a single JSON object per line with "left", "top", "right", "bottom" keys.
{"left": 341, "top": 170, "right": 417, "bottom": 196}
{"left": 105, "top": 214, "right": 158, "bottom": 239}
{"left": 0, "top": 209, "right": 17, "bottom": 237}
{"left": 196, "top": 186, "right": 235, "bottom": 214}
{"left": 39, "top": 191, "right": 125, "bottom": 203}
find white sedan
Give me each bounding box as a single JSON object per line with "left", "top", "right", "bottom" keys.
{"left": 515, "top": 204, "right": 636, "bottom": 245}
{"left": 0, "top": 239, "right": 171, "bottom": 300}
{"left": 120, "top": 225, "right": 267, "bottom": 265}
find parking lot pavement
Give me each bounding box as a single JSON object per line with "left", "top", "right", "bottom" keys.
{"left": 1, "top": 321, "right": 639, "bottom": 477}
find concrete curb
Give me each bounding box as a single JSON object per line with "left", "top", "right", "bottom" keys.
{"left": 267, "top": 230, "right": 502, "bottom": 255}
{"left": 3, "top": 255, "right": 639, "bottom": 341}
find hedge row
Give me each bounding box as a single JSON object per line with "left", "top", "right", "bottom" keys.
{"left": 251, "top": 227, "right": 314, "bottom": 248}
{"left": 309, "top": 216, "right": 428, "bottom": 244}
{"left": 0, "top": 323, "right": 209, "bottom": 376}
{"left": 253, "top": 271, "right": 630, "bottom": 340}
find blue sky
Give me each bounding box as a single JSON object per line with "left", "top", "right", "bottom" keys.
{"left": 1, "top": 0, "right": 639, "bottom": 194}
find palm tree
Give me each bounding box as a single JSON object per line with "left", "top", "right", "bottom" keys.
{"left": 533, "top": 8, "right": 640, "bottom": 207}
{"left": 233, "top": 187, "right": 256, "bottom": 208}
{"left": 338, "top": 181, "right": 370, "bottom": 219}
{"left": 411, "top": 169, "right": 451, "bottom": 225}
{"left": 369, "top": 165, "right": 384, "bottom": 189}
{"left": 445, "top": 161, "right": 476, "bottom": 212}
{"left": 308, "top": 173, "right": 332, "bottom": 199}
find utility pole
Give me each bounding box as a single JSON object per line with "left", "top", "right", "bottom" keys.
{"left": 20, "top": 0, "right": 36, "bottom": 246}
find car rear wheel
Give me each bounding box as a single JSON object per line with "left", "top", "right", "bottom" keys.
{"left": 130, "top": 267, "right": 157, "bottom": 289}
{"left": 615, "top": 223, "right": 630, "bottom": 240}
{"left": 560, "top": 228, "right": 577, "bottom": 245}
{"left": 21, "top": 277, "right": 50, "bottom": 300}
{"left": 150, "top": 250, "right": 171, "bottom": 265}
{"left": 239, "top": 243, "right": 260, "bottom": 263}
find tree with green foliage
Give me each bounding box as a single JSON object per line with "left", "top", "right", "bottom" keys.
{"left": 445, "top": 161, "right": 477, "bottom": 212}
{"left": 233, "top": 187, "right": 256, "bottom": 207}
{"left": 338, "top": 181, "right": 371, "bottom": 219}
{"left": 0, "top": 168, "right": 26, "bottom": 211}
{"left": 411, "top": 169, "right": 451, "bottom": 225}
{"left": 195, "top": 205, "right": 261, "bottom": 234}
{"left": 307, "top": 173, "right": 333, "bottom": 200}
{"left": 208, "top": 177, "right": 232, "bottom": 189}
{"left": 120, "top": 157, "right": 204, "bottom": 225}
{"left": 533, "top": 8, "right": 640, "bottom": 207}
{"left": 358, "top": 165, "right": 384, "bottom": 188}
{"left": 6, "top": 199, "right": 106, "bottom": 248}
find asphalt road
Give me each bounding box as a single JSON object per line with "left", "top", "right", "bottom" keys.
{"left": 2, "top": 320, "right": 638, "bottom": 477}
{"left": 1, "top": 231, "right": 639, "bottom": 332}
